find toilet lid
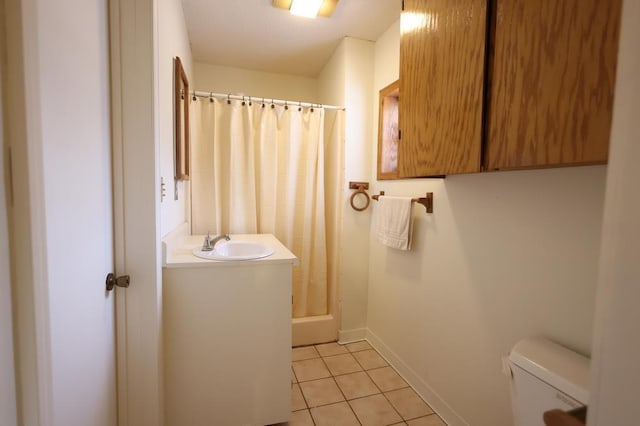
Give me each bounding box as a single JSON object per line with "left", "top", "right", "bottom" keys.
{"left": 510, "top": 337, "right": 590, "bottom": 404}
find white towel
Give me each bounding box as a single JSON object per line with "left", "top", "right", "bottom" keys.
{"left": 376, "top": 196, "right": 414, "bottom": 250}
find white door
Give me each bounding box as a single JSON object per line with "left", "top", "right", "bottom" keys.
{"left": 110, "top": 0, "right": 164, "bottom": 424}
{"left": 4, "top": 0, "right": 117, "bottom": 424}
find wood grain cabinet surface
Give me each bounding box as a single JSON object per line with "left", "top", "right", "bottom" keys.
{"left": 396, "top": 0, "right": 621, "bottom": 177}
{"left": 399, "top": 0, "right": 487, "bottom": 177}
{"left": 486, "top": 0, "right": 621, "bottom": 170}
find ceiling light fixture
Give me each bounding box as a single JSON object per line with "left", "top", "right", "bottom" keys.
{"left": 272, "top": 0, "right": 339, "bottom": 18}
{"left": 290, "top": 0, "right": 323, "bottom": 18}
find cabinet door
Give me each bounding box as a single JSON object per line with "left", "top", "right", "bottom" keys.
{"left": 399, "top": 0, "right": 487, "bottom": 177}
{"left": 486, "top": 0, "right": 621, "bottom": 170}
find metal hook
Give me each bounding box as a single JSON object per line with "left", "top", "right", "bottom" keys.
{"left": 242, "top": 95, "right": 246, "bottom": 106}
{"left": 298, "top": 101, "right": 302, "bottom": 112}
{"left": 248, "top": 96, "right": 252, "bottom": 106}
{"left": 209, "top": 92, "right": 214, "bottom": 103}
{"left": 284, "top": 100, "right": 288, "bottom": 110}
{"left": 262, "top": 97, "right": 265, "bottom": 108}
{"left": 271, "top": 99, "right": 275, "bottom": 109}
{"left": 192, "top": 91, "right": 197, "bottom": 101}
{"left": 227, "top": 94, "right": 231, "bottom": 105}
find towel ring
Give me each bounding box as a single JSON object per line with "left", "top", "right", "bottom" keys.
{"left": 348, "top": 181, "right": 370, "bottom": 211}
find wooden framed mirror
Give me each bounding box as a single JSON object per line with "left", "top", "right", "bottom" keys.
{"left": 174, "top": 56, "right": 190, "bottom": 180}
{"left": 377, "top": 80, "right": 399, "bottom": 179}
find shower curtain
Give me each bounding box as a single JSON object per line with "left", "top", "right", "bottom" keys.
{"left": 191, "top": 98, "right": 344, "bottom": 318}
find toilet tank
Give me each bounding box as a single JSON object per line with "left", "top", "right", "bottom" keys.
{"left": 508, "top": 338, "right": 590, "bottom": 426}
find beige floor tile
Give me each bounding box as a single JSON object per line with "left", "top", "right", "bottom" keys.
{"left": 292, "top": 358, "right": 331, "bottom": 382}
{"left": 334, "top": 371, "right": 380, "bottom": 400}
{"left": 316, "top": 342, "right": 349, "bottom": 357}
{"left": 292, "top": 345, "right": 320, "bottom": 361}
{"left": 345, "top": 340, "right": 373, "bottom": 352}
{"left": 353, "top": 349, "right": 388, "bottom": 370}
{"left": 385, "top": 388, "right": 434, "bottom": 420}
{"left": 323, "top": 353, "right": 363, "bottom": 376}
{"left": 292, "top": 383, "right": 307, "bottom": 411}
{"left": 299, "top": 377, "right": 345, "bottom": 407}
{"left": 310, "top": 401, "right": 360, "bottom": 426}
{"left": 349, "top": 393, "right": 403, "bottom": 426}
{"left": 367, "top": 367, "right": 408, "bottom": 392}
{"left": 288, "top": 409, "right": 314, "bottom": 426}
{"left": 407, "top": 415, "right": 446, "bottom": 425}
{"left": 292, "top": 367, "right": 298, "bottom": 384}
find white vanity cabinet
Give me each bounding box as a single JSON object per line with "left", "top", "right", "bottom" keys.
{"left": 162, "top": 233, "right": 297, "bottom": 426}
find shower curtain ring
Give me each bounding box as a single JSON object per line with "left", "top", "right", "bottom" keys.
{"left": 192, "top": 91, "right": 197, "bottom": 101}
{"left": 271, "top": 99, "right": 275, "bottom": 109}
{"left": 284, "top": 100, "right": 288, "bottom": 110}
{"left": 298, "top": 101, "right": 302, "bottom": 112}
{"left": 242, "top": 96, "right": 246, "bottom": 106}
{"left": 227, "top": 94, "right": 231, "bottom": 105}
{"left": 248, "top": 96, "right": 252, "bottom": 106}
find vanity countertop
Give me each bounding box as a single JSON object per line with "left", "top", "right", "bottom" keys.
{"left": 163, "top": 233, "right": 298, "bottom": 268}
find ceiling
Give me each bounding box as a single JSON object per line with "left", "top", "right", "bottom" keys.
{"left": 181, "top": 0, "right": 402, "bottom": 77}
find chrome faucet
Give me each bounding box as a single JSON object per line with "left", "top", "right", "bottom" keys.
{"left": 201, "top": 232, "right": 230, "bottom": 251}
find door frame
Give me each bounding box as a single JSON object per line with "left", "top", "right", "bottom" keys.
{"left": 109, "top": 0, "right": 164, "bottom": 424}
{"left": 1, "top": 2, "right": 20, "bottom": 423}
{"left": 2, "top": 0, "right": 55, "bottom": 423}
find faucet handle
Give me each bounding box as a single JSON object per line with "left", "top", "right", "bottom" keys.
{"left": 202, "top": 232, "right": 214, "bottom": 251}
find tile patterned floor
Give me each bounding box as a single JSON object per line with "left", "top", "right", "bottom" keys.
{"left": 287, "top": 341, "right": 447, "bottom": 426}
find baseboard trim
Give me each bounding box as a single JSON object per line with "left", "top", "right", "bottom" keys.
{"left": 366, "top": 329, "right": 469, "bottom": 426}
{"left": 337, "top": 328, "right": 367, "bottom": 344}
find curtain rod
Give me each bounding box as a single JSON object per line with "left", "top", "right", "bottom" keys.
{"left": 191, "top": 91, "right": 345, "bottom": 111}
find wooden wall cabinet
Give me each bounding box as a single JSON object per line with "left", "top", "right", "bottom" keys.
{"left": 485, "top": 0, "right": 621, "bottom": 170}
{"left": 396, "top": 0, "right": 621, "bottom": 177}
{"left": 399, "top": 0, "right": 487, "bottom": 177}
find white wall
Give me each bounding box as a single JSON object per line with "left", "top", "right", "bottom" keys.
{"left": 367, "top": 21, "right": 605, "bottom": 426}
{"left": 159, "top": 0, "right": 193, "bottom": 237}
{"left": 339, "top": 38, "right": 375, "bottom": 335}
{"left": 317, "top": 42, "right": 346, "bottom": 107}
{"left": 318, "top": 38, "right": 376, "bottom": 338}
{"left": 588, "top": 0, "right": 640, "bottom": 424}
{"left": 194, "top": 62, "right": 318, "bottom": 102}
{"left": 0, "top": 9, "right": 18, "bottom": 422}
{"left": 317, "top": 41, "right": 347, "bottom": 338}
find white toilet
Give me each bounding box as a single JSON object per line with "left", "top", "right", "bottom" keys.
{"left": 507, "top": 337, "right": 590, "bottom": 426}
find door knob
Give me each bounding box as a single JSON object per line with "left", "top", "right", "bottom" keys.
{"left": 105, "top": 273, "right": 130, "bottom": 291}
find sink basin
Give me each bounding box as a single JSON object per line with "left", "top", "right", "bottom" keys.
{"left": 192, "top": 240, "right": 274, "bottom": 261}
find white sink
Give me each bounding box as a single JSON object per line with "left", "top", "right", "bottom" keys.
{"left": 192, "top": 240, "right": 274, "bottom": 261}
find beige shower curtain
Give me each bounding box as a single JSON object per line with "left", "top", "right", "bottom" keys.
{"left": 191, "top": 98, "right": 343, "bottom": 318}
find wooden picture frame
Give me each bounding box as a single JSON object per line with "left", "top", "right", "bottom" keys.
{"left": 174, "top": 56, "right": 190, "bottom": 180}
{"left": 377, "top": 80, "right": 400, "bottom": 180}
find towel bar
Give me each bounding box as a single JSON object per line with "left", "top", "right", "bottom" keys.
{"left": 372, "top": 191, "right": 433, "bottom": 213}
